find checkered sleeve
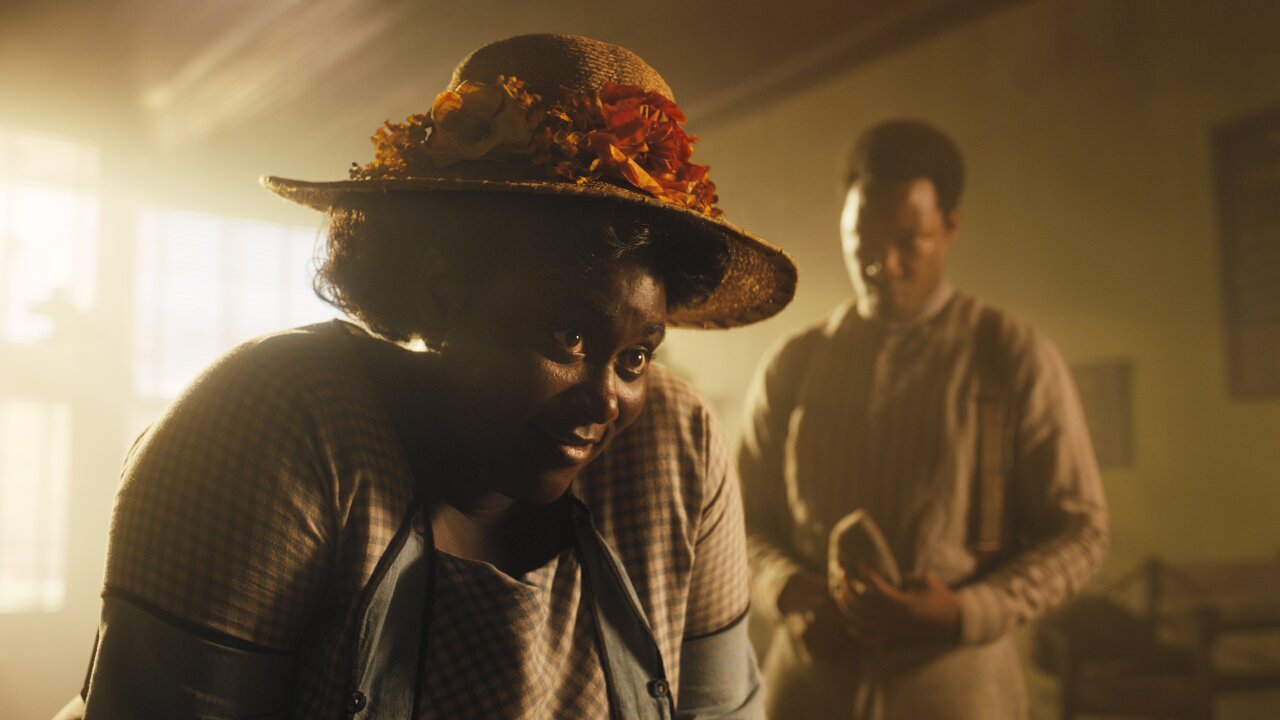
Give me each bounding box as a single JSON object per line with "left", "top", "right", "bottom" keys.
{"left": 681, "top": 390, "right": 751, "bottom": 639}
{"left": 103, "top": 331, "right": 338, "bottom": 651}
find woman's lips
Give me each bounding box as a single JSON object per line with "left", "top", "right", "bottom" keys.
{"left": 533, "top": 424, "right": 605, "bottom": 465}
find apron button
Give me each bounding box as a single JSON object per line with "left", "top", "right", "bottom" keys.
{"left": 647, "top": 679, "right": 669, "bottom": 699}
{"left": 348, "top": 690, "right": 367, "bottom": 713}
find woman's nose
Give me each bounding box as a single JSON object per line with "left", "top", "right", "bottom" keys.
{"left": 578, "top": 365, "right": 620, "bottom": 425}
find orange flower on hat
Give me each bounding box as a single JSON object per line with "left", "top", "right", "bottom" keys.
{"left": 350, "top": 77, "right": 720, "bottom": 217}
{"left": 356, "top": 111, "right": 431, "bottom": 179}
{"left": 537, "top": 82, "right": 720, "bottom": 216}
{"left": 354, "top": 77, "right": 540, "bottom": 178}
{"left": 423, "top": 77, "right": 541, "bottom": 167}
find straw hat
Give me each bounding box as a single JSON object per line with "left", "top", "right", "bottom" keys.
{"left": 262, "top": 33, "right": 796, "bottom": 329}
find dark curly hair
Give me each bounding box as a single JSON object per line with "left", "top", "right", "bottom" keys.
{"left": 314, "top": 191, "right": 727, "bottom": 342}
{"left": 843, "top": 119, "right": 965, "bottom": 215}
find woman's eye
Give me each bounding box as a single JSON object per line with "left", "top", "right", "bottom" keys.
{"left": 551, "top": 329, "right": 586, "bottom": 354}
{"left": 617, "top": 347, "right": 652, "bottom": 377}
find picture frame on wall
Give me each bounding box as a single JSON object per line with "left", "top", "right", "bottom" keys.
{"left": 1071, "top": 359, "right": 1134, "bottom": 469}
{"left": 1214, "top": 103, "right": 1280, "bottom": 399}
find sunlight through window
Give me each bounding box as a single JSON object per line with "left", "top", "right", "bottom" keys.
{"left": 133, "top": 208, "right": 335, "bottom": 398}
{"left": 0, "top": 401, "right": 71, "bottom": 613}
{"left": 0, "top": 129, "right": 99, "bottom": 344}
{"left": 0, "top": 129, "right": 97, "bottom": 613}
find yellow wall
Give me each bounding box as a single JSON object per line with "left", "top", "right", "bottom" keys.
{"left": 670, "top": 0, "right": 1280, "bottom": 580}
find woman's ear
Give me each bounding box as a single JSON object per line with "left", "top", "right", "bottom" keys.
{"left": 412, "top": 248, "right": 461, "bottom": 350}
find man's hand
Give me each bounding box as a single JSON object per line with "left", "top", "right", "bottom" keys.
{"left": 777, "top": 571, "right": 860, "bottom": 664}
{"left": 835, "top": 569, "right": 962, "bottom": 648}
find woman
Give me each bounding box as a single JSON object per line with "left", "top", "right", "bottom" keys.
{"left": 70, "top": 34, "right": 796, "bottom": 719}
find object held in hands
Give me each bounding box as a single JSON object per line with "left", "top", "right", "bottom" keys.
{"left": 828, "top": 510, "right": 901, "bottom": 601}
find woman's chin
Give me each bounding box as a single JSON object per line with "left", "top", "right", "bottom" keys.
{"left": 504, "top": 469, "right": 580, "bottom": 505}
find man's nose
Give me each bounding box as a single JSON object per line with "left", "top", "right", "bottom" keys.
{"left": 885, "top": 243, "right": 906, "bottom": 278}
{"left": 863, "top": 244, "right": 904, "bottom": 281}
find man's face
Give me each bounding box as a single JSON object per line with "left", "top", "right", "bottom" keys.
{"left": 840, "top": 178, "right": 958, "bottom": 321}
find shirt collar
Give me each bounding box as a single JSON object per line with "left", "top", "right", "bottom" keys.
{"left": 873, "top": 280, "right": 956, "bottom": 334}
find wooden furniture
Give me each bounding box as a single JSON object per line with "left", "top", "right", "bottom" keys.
{"left": 1035, "top": 555, "right": 1280, "bottom": 719}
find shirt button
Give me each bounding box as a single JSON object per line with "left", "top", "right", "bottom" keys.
{"left": 647, "top": 679, "right": 669, "bottom": 699}
{"left": 348, "top": 690, "right": 367, "bottom": 713}
{"left": 412, "top": 512, "right": 427, "bottom": 535}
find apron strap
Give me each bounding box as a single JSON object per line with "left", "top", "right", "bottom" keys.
{"left": 350, "top": 503, "right": 434, "bottom": 719}
{"left": 570, "top": 497, "right": 675, "bottom": 720}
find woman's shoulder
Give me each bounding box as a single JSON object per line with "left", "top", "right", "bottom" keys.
{"left": 632, "top": 363, "right": 730, "bottom": 456}
{"left": 123, "top": 319, "right": 399, "bottom": 513}
{"left": 155, "top": 320, "right": 374, "bottom": 424}
{"left": 577, "top": 363, "right": 741, "bottom": 655}
{"left": 107, "top": 321, "right": 367, "bottom": 650}
{"left": 641, "top": 363, "right": 712, "bottom": 417}
{"left": 122, "top": 320, "right": 378, "bottom": 491}
{"left": 582, "top": 362, "right": 727, "bottom": 506}
{"left": 194, "top": 320, "right": 355, "bottom": 386}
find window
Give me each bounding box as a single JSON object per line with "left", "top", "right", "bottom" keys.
{"left": 0, "top": 401, "right": 71, "bottom": 612}
{"left": 0, "top": 129, "right": 99, "bottom": 344}
{"left": 133, "top": 207, "right": 335, "bottom": 399}
{"left": 0, "top": 130, "right": 98, "bottom": 613}
{"left": 0, "top": 128, "right": 335, "bottom": 613}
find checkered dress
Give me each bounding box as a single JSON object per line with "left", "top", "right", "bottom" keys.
{"left": 102, "top": 320, "right": 748, "bottom": 719}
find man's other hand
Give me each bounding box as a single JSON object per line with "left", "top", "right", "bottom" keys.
{"left": 836, "top": 569, "right": 961, "bottom": 648}
{"left": 777, "top": 571, "right": 860, "bottom": 664}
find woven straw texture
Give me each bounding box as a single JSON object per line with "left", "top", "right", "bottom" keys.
{"left": 262, "top": 34, "right": 796, "bottom": 328}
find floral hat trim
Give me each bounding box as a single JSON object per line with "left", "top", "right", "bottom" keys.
{"left": 349, "top": 76, "right": 722, "bottom": 218}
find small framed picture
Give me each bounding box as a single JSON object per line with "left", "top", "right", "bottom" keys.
{"left": 1072, "top": 359, "right": 1134, "bottom": 469}
{"left": 1215, "top": 103, "right": 1280, "bottom": 398}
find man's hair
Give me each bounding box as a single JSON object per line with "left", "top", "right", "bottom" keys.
{"left": 842, "top": 119, "right": 965, "bottom": 215}
{"left": 314, "top": 192, "right": 727, "bottom": 342}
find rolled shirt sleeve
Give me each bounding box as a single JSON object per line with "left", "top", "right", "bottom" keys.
{"left": 956, "top": 327, "right": 1110, "bottom": 645}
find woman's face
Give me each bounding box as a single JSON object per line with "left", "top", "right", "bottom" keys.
{"left": 435, "top": 255, "right": 666, "bottom": 506}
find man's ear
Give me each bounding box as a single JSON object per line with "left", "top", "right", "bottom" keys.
{"left": 942, "top": 208, "right": 961, "bottom": 246}
{"left": 412, "top": 249, "right": 461, "bottom": 350}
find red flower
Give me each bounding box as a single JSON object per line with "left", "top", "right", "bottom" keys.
{"left": 534, "top": 83, "right": 719, "bottom": 215}
{"left": 351, "top": 77, "right": 721, "bottom": 217}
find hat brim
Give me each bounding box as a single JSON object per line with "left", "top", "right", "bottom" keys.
{"left": 261, "top": 174, "right": 796, "bottom": 329}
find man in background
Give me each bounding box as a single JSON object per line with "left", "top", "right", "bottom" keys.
{"left": 738, "top": 119, "right": 1109, "bottom": 719}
